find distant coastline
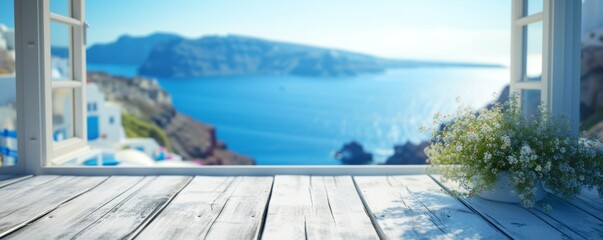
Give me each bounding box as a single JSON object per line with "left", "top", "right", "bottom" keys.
{"left": 86, "top": 33, "right": 505, "bottom": 79}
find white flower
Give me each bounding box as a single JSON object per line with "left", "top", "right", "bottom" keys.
{"left": 501, "top": 136, "right": 511, "bottom": 147}
{"left": 484, "top": 152, "right": 492, "bottom": 161}
{"left": 521, "top": 145, "right": 532, "bottom": 155}
{"left": 508, "top": 156, "right": 517, "bottom": 164}
{"left": 456, "top": 145, "right": 463, "bottom": 152}
{"left": 543, "top": 204, "right": 553, "bottom": 213}
{"left": 535, "top": 165, "right": 542, "bottom": 172}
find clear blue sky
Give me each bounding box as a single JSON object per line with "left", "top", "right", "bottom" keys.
{"left": 1, "top": 0, "right": 546, "bottom": 65}
{"left": 0, "top": 0, "right": 14, "bottom": 28}
{"left": 85, "top": 0, "right": 516, "bottom": 64}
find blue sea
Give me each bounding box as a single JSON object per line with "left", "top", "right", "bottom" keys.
{"left": 88, "top": 64, "right": 508, "bottom": 165}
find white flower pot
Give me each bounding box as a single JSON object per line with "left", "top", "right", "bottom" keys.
{"left": 479, "top": 172, "right": 545, "bottom": 203}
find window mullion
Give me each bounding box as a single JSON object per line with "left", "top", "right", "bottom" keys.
{"left": 51, "top": 81, "right": 82, "bottom": 89}
{"left": 510, "top": 0, "right": 526, "bottom": 95}
{"left": 515, "top": 12, "right": 544, "bottom": 26}
{"left": 72, "top": 0, "right": 87, "bottom": 146}
{"left": 50, "top": 13, "right": 82, "bottom": 26}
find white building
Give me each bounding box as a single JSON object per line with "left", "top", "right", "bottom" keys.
{"left": 87, "top": 83, "right": 125, "bottom": 146}
{"left": 83, "top": 83, "right": 183, "bottom": 166}
{"left": 582, "top": 0, "right": 603, "bottom": 47}
{"left": 0, "top": 24, "right": 15, "bottom": 59}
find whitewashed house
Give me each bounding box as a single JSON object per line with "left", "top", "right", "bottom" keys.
{"left": 82, "top": 83, "right": 182, "bottom": 166}
{"left": 86, "top": 83, "right": 125, "bottom": 146}
{"left": 0, "top": 24, "right": 15, "bottom": 59}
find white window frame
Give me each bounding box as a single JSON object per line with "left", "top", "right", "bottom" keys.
{"left": 3, "top": 0, "right": 582, "bottom": 176}
{"left": 45, "top": 0, "right": 89, "bottom": 165}
{"left": 511, "top": 0, "right": 581, "bottom": 132}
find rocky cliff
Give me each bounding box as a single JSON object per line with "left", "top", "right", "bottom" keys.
{"left": 138, "top": 35, "right": 393, "bottom": 78}
{"left": 580, "top": 47, "right": 603, "bottom": 138}
{"left": 87, "top": 33, "right": 181, "bottom": 65}
{"left": 87, "top": 72, "right": 254, "bottom": 165}
{"left": 384, "top": 141, "right": 430, "bottom": 165}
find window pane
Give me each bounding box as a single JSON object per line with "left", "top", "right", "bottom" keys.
{"left": 0, "top": 0, "right": 17, "bottom": 166}
{"left": 50, "top": 0, "right": 71, "bottom": 17}
{"left": 50, "top": 22, "right": 72, "bottom": 80}
{"left": 526, "top": 0, "right": 543, "bottom": 16}
{"left": 52, "top": 88, "right": 75, "bottom": 142}
{"left": 521, "top": 89, "right": 541, "bottom": 117}
{"left": 523, "top": 22, "right": 542, "bottom": 81}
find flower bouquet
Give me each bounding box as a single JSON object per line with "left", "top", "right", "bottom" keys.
{"left": 423, "top": 95, "right": 603, "bottom": 208}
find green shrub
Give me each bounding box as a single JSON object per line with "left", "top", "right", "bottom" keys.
{"left": 122, "top": 113, "right": 171, "bottom": 151}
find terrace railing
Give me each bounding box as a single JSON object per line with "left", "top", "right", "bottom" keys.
{"left": 0, "top": 129, "right": 17, "bottom": 166}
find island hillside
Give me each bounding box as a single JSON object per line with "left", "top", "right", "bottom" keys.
{"left": 87, "top": 72, "right": 254, "bottom": 165}
{"left": 87, "top": 33, "right": 181, "bottom": 65}
{"left": 86, "top": 33, "right": 504, "bottom": 78}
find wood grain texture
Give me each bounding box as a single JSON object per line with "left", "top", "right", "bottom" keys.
{"left": 354, "top": 176, "right": 506, "bottom": 240}
{"left": 567, "top": 189, "right": 603, "bottom": 221}
{"left": 526, "top": 194, "right": 603, "bottom": 239}
{"left": 0, "top": 176, "right": 107, "bottom": 237}
{"left": 135, "top": 176, "right": 273, "bottom": 240}
{"left": 5, "top": 176, "right": 144, "bottom": 240}
{"left": 262, "top": 176, "right": 378, "bottom": 240}
{"left": 0, "top": 175, "right": 32, "bottom": 189}
{"left": 578, "top": 188, "right": 603, "bottom": 205}
{"left": 568, "top": 190, "right": 603, "bottom": 220}
{"left": 431, "top": 175, "right": 576, "bottom": 240}
{"left": 66, "top": 176, "right": 191, "bottom": 240}
{"left": 0, "top": 175, "right": 60, "bottom": 204}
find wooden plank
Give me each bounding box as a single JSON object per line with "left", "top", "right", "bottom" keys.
{"left": 578, "top": 188, "right": 603, "bottom": 205}
{"left": 432, "top": 175, "right": 578, "bottom": 240}
{"left": 135, "top": 176, "right": 273, "bottom": 240}
{"left": 0, "top": 175, "right": 32, "bottom": 188}
{"left": 576, "top": 189, "right": 603, "bottom": 215}
{"left": 306, "top": 176, "right": 379, "bottom": 240}
{"left": 0, "top": 175, "right": 60, "bottom": 204}
{"left": 134, "top": 177, "right": 237, "bottom": 239}
{"left": 202, "top": 177, "right": 273, "bottom": 239}
{"left": 354, "top": 176, "right": 506, "bottom": 239}
{"left": 68, "top": 176, "right": 191, "bottom": 239}
{"left": 565, "top": 189, "right": 603, "bottom": 221}
{"left": 262, "top": 176, "right": 378, "bottom": 240}
{"left": 262, "top": 175, "right": 308, "bottom": 240}
{"left": 5, "top": 176, "right": 145, "bottom": 240}
{"left": 0, "top": 176, "right": 107, "bottom": 237}
{"left": 526, "top": 194, "right": 603, "bottom": 239}
{"left": 398, "top": 175, "right": 507, "bottom": 239}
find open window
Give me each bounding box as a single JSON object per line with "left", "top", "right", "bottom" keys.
{"left": 511, "top": 0, "right": 544, "bottom": 116}
{"left": 510, "top": 0, "right": 581, "bottom": 129}
{"left": 46, "top": 0, "right": 88, "bottom": 165}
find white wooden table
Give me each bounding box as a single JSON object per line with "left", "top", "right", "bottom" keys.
{"left": 0, "top": 175, "right": 600, "bottom": 239}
